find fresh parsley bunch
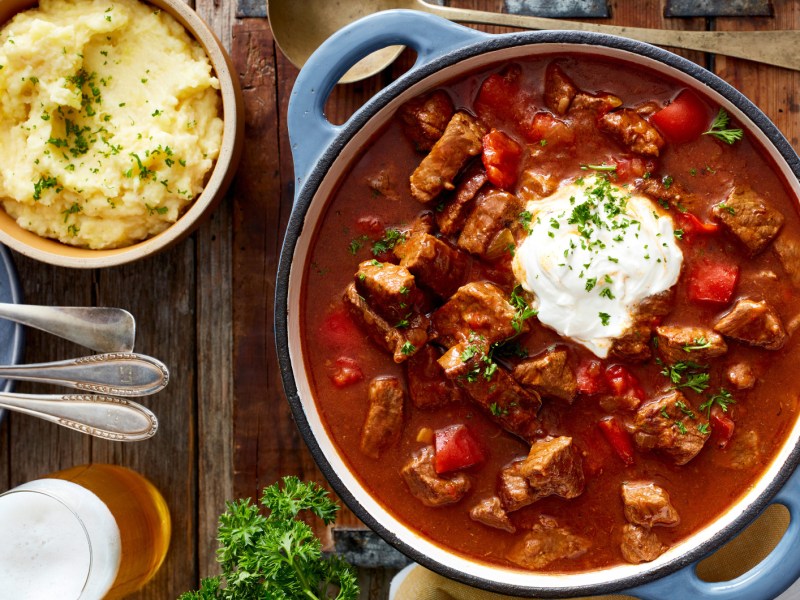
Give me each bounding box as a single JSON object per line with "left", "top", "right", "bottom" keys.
{"left": 179, "top": 477, "right": 359, "bottom": 600}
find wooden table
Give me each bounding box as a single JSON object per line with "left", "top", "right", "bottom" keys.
{"left": 1, "top": 1, "right": 799, "bottom": 598}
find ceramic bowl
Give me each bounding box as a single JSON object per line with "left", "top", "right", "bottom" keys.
{"left": 0, "top": 0, "right": 243, "bottom": 268}
{"left": 277, "top": 11, "right": 800, "bottom": 599}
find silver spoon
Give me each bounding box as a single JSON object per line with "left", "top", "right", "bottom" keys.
{"left": 0, "top": 303, "right": 135, "bottom": 353}
{"left": 0, "top": 392, "right": 157, "bottom": 441}
{"left": 0, "top": 353, "right": 169, "bottom": 397}
{"left": 268, "top": 0, "right": 800, "bottom": 83}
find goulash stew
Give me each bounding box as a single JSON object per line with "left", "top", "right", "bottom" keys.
{"left": 300, "top": 56, "right": 800, "bottom": 571}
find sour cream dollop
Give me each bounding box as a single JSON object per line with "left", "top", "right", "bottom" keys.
{"left": 513, "top": 176, "right": 683, "bottom": 357}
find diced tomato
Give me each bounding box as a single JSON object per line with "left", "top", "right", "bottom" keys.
{"left": 604, "top": 365, "right": 645, "bottom": 403}
{"left": 650, "top": 90, "right": 710, "bottom": 144}
{"left": 434, "top": 424, "right": 485, "bottom": 474}
{"left": 529, "top": 112, "right": 575, "bottom": 146}
{"left": 482, "top": 130, "right": 523, "bottom": 189}
{"left": 686, "top": 258, "right": 739, "bottom": 305}
{"left": 598, "top": 417, "right": 635, "bottom": 466}
{"left": 613, "top": 157, "right": 648, "bottom": 183}
{"left": 710, "top": 409, "right": 735, "bottom": 449}
{"left": 576, "top": 359, "right": 608, "bottom": 395}
{"left": 320, "top": 308, "right": 361, "bottom": 348}
{"left": 328, "top": 356, "right": 363, "bottom": 387}
{"left": 675, "top": 210, "right": 720, "bottom": 239}
{"left": 475, "top": 66, "right": 526, "bottom": 126}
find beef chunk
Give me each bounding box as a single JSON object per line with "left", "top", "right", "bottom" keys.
{"left": 410, "top": 111, "right": 487, "bottom": 204}
{"left": 713, "top": 186, "right": 784, "bottom": 256}
{"left": 354, "top": 261, "right": 418, "bottom": 323}
{"left": 469, "top": 496, "right": 516, "bottom": 533}
{"left": 513, "top": 348, "right": 577, "bottom": 403}
{"left": 457, "top": 189, "right": 524, "bottom": 257}
{"left": 621, "top": 524, "right": 666, "bottom": 564}
{"left": 436, "top": 160, "right": 488, "bottom": 236}
{"left": 431, "top": 281, "right": 522, "bottom": 348}
{"left": 400, "top": 445, "right": 470, "bottom": 507}
{"left": 713, "top": 298, "right": 787, "bottom": 350}
{"left": 406, "top": 344, "right": 466, "bottom": 409}
{"left": 599, "top": 109, "right": 665, "bottom": 157}
{"left": 611, "top": 290, "right": 674, "bottom": 362}
{"left": 507, "top": 524, "right": 590, "bottom": 569}
{"left": 774, "top": 234, "right": 800, "bottom": 289}
{"left": 343, "top": 283, "right": 428, "bottom": 363}
{"left": 399, "top": 90, "right": 455, "bottom": 152}
{"left": 518, "top": 169, "right": 558, "bottom": 201}
{"left": 366, "top": 166, "right": 402, "bottom": 202}
{"left": 637, "top": 175, "right": 700, "bottom": 212}
{"left": 621, "top": 482, "right": 680, "bottom": 528}
{"left": 499, "top": 437, "right": 584, "bottom": 511}
{"left": 655, "top": 325, "right": 727, "bottom": 364}
{"left": 395, "top": 233, "right": 470, "bottom": 299}
{"left": 360, "top": 377, "right": 405, "bottom": 459}
{"left": 633, "top": 390, "right": 708, "bottom": 465}
{"left": 439, "top": 343, "right": 541, "bottom": 441}
{"left": 725, "top": 429, "right": 761, "bottom": 470}
{"left": 544, "top": 63, "right": 577, "bottom": 116}
{"left": 570, "top": 92, "right": 622, "bottom": 114}
{"left": 727, "top": 362, "right": 757, "bottom": 390}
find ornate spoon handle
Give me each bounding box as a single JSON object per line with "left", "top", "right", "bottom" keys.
{"left": 0, "top": 392, "right": 158, "bottom": 441}
{"left": 0, "top": 353, "right": 169, "bottom": 396}
{"left": 0, "top": 303, "right": 135, "bottom": 353}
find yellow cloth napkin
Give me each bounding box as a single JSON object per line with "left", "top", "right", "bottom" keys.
{"left": 390, "top": 504, "right": 789, "bottom": 599}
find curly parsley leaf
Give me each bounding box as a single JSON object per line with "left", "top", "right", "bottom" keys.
{"left": 178, "top": 477, "right": 359, "bottom": 600}
{"left": 703, "top": 108, "right": 743, "bottom": 144}
{"left": 371, "top": 228, "right": 405, "bottom": 256}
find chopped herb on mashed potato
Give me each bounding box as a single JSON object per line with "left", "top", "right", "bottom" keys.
{"left": 0, "top": 0, "right": 223, "bottom": 249}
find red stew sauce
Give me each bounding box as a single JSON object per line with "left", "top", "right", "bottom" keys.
{"left": 300, "top": 55, "right": 800, "bottom": 572}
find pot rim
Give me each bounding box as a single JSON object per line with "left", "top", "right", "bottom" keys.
{"left": 277, "top": 26, "right": 800, "bottom": 597}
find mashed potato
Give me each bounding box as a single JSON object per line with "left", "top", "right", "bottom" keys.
{"left": 0, "top": 0, "right": 224, "bottom": 249}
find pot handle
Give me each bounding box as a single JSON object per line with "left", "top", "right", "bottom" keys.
{"left": 629, "top": 466, "right": 800, "bottom": 600}
{"left": 287, "top": 10, "right": 487, "bottom": 190}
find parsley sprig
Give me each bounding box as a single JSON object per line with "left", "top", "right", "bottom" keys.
{"left": 703, "top": 108, "right": 744, "bottom": 144}
{"left": 509, "top": 285, "right": 538, "bottom": 333}
{"left": 179, "top": 477, "right": 358, "bottom": 600}
{"left": 699, "top": 388, "right": 736, "bottom": 419}
{"left": 660, "top": 360, "right": 710, "bottom": 393}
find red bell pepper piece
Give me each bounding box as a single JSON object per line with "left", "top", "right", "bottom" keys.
{"left": 675, "top": 210, "right": 720, "bottom": 239}
{"left": 576, "top": 359, "right": 608, "bottom": 395}
{"left": 598, "top": 417, "right": 635, "bottom": 466}
{"left": 434, "top": 424, "right": 485, "bottom": 474}
{"left": 710, "top": 409, "right": 735, "bottom": 449}
{"left": 686, "top": 258, "right": 739, "bottom": 305}
{"left": 529, "top": 112, "right": 575, "bottom": 146}
{"left": 650, "top": 90, "right": 710, "bottom": 144}
{"left": 604, "top": 365, "right": 645, "bottom": 403}
{"left": 320, "top": 308, "right": 361, "bottom": 348}
{"left": 482, "top": 130, "right": 523, "bottom": 189}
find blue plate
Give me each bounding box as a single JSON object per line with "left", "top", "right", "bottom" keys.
{"left": 0, "top": 245, "right": 25, "bottom": 420}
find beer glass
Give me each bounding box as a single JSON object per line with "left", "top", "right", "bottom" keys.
{"left": 0, "top": 464, "right": 171, "bottom": 599}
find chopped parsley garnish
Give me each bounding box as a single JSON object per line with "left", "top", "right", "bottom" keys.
{"left": 400, "top": 341, "right": 416, "bottom": 355}
{"left": 371, "top": 228, "right": 405, "bottom": 256}
{"left": 682, "top": 337, "right": 712, "bottom": 352}
{"left": 580, "top": 163, "right": 617, "bottom": 172}
{"left": 489, "top": 402, "right": 508, "bottom": 417}
{"left": 585, "top": 277, "right": 597, "bottom": 292}
{"left": 698, "top": 388, "right": 736, "bottom": 419}
{"left": 674, "top": 229, "right": 684, "bottom": 240}
{"left": 599, "top": 312, "right": 611, "bottom": 326}
{"left": 675, "top": 372, "right": 710, "bottom": 393}
{"left": 703, "top": 108, "right": 744, "bottom": 144}
{"left": 348, "top": 234, "right": 369, "bottom": 255}
{"left": 509, "top": 285, "right": 538, "bottom": 333}
{"left": 660, "top": 360, "right": 706, "bottom": 385}
{"left": 718, "top": 202, "right": 736, "bottom": 215}
{"left": 519, "top": 210, "right": 533, "bottom": 234}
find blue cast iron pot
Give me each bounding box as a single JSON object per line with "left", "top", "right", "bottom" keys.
{"left": 276, "top": 10, "right": 800, "bottom": 598}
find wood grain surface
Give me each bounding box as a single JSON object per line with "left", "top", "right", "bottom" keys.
{"left": 1, "top": 1, "right": 798, "bottom": 598}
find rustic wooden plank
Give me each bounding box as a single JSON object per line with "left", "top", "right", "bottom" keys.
{"left": 714, "top": 4, "right": 800, "bottom": 148}
{"left": 89, "top": 243, "right": 199, "bottom": 600}
{"left": 193, "top": 0, "right": 237, "bottom": 582}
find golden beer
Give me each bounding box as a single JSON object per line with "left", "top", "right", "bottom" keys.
{"left": 0, "top": 464, "right": 170, "bottom": 599}
{"left": 50, "top": 464, "right": 171, "bottom": 599}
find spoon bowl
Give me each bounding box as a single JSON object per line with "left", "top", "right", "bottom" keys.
{"left": 268, "top": 0, "right": 800, "bottom": 83}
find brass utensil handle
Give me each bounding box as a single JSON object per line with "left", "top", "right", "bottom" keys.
{"left": 0, "top": 303, "right": 136, "bottom": 353}
{"left": 422, "top": 1, "right": 800, "bottom": 71}
{"left": 0, "top": 353, "right": 169, "bottom": 396}
{"left": 0, "top": 392, "right": 158, "bottom": 441}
